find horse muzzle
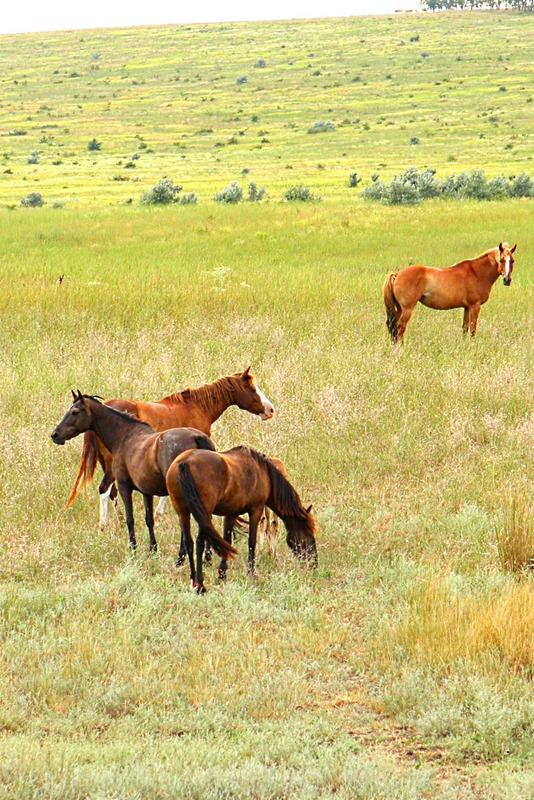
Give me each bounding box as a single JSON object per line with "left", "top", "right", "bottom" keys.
{"left": 503, "top": 277, "right": 511, "bottom": 286}
{"left": 50, "top": 430, "right": 66, "bottom": 445}
{"left": 260, "top": 404, "right": 275, "bottom": 421}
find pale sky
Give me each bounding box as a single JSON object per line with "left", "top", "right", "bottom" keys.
{"left": 1, "top": 0, "right": 420, "bottom": 35}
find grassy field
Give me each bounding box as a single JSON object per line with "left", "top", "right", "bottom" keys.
{"left": 1, "top": 11, "right": 533, "bottom": 206}
{"left": 0, "top": 10, "right": 533, "bottom": 800}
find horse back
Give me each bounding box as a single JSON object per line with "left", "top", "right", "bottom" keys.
{"left": 134, "top": 400, "right": 212, "bottom": 435}
{"left": 155, "top": 428, "right": 215, "bottom": 478}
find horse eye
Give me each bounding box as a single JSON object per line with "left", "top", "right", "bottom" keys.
{"left": 71, "top": 407, "right": 80, "bottom": 414}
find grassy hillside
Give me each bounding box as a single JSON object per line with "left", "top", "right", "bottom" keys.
{"left": 0, "top": 10, "right": 533, "bottom": 800}
{"left": 1, "top": 11, "right": 533, "bottom": 206}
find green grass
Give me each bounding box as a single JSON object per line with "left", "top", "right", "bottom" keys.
{"left": 0, "top": 10, "right": 533, "bottom": 799}
{"left": 1, "top": 11, "right": 533, "bottom": 206}
{"left": 0, "top": 199, "right": 533, "bottom": 798}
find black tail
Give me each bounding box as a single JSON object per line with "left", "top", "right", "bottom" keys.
{"left": 194, "top": 434, "right": 216, "bottom": 451}
{"left": 178, "top": 461, "right": 238, "bottom": 560}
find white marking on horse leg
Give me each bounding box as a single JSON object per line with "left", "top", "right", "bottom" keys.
{"left": 99, "top": 486, "right": 113, "bottom": 530}
{"left": 154, "top": 496, "right": 167, "bottom": 519}
{"left": 253, "top": 380, "right": 275, "bottom": 419}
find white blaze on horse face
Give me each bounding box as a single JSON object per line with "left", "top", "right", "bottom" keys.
{"left": 505, "top": 255, "right": 511, "bottom": 279}
{"left": 253, "top": 380, "right": 275, "bottom": 419}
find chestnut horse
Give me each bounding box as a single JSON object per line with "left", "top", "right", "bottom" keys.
{"left": 66, "top": 368, "right": 275, "bottom": 528}
{"left": 166, "top": 446, "right": 317, "bottom": 593}
{"left": 383, "top": 243, "right": 516, "bottom": 343}
{"left": 51, "top": 392, "right": 217, "bottom": 554}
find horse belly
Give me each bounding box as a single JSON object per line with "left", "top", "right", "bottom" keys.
{"left": 418, "top": 274, "right": 465, "bottom": 310}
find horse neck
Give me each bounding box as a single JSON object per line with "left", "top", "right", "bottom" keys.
{"left": 171, "top": 377, "right": 237, "bottom": 425}
{"left": 264, "top": 458, "right": 306, "bottom": 524}
{"left": 470, "top": 251, "right": 500, "bottom": 285}
{"left": 88, "top": 401, "right": 134, "bottom": 453}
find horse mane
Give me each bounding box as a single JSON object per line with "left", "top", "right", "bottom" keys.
{"left": 454, "top": 247, "right": 499, "bottom": 269}
{"left": 244, "top": 447, "right": 316, "bottom": 537}
{"left": 159, "top": 374, "right": 244, "bottom": 412}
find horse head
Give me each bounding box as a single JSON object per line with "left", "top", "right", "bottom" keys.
{"left": 232, "top": 367, "right": 275, "bottom": 420}
{"left": 285, "top": 505, "right": 317, "bottom": 567}
{"left": 51, "top": 391, "right": 95, "bottom": 445}
{"left": 497, "top": 242, "right": 517, "bottom": 286}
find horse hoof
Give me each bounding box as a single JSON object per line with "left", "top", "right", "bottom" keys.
{"left": 217, "top": 569, "right": 227, "bottom": 581}
{"left": 175, "top": 556, "right": 185, "bottom": 568}
{"left": 196, "top": 584, "right": 207, "bottom": 595}
{"left": 204, "top": 551, "right": 212, "bottom": 564}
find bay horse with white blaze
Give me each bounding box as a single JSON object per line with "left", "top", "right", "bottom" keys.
{"left": 383, "top": 243, "right": 516, "bottom": 343}
{"left": 66, "top": 368, "right": 274, "bottom": 528}
{"left": 166, "top": 445, "right": 317, "bottom": 594}
{"left": 51, "top": 392, "right": 216, "bottom": 556}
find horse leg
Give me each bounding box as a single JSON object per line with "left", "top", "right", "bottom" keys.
{"left": 176, "top": 513, "right": 196, "bottom": 588}
{"left": 98, "top": 467, "right": 116, "bottom": 530}
{"left": 143, "top": 494, "right": 157, "bottom": 552}
{"left": 99, "top": 485, "right": 112, "bottom": 531}
{"left": 195, "top": 531, "right": 207, "bottom": 594}
{"left": 154, "top": 496, "right": 167, "bottom": 520}
{"left": 462, "top": 307, "right": 470, "bottom": 335}
{"left": 395, "top": 304, "right": 415, "bottom": 344}
{"left": 117, "top": 480, "right": 136, "bottom": 552}
{"left": 469, "top": 303, "right": 481, "bottom": 337}
{"left": 248, "top": 507, "right": 263, "bottom": 577}
{"left": 218, "top": 516, "right": 235, "bottom": 581}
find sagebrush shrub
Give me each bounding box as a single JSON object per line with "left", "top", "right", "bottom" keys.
{"left": 283, "top": 184, "right": 320, "bottom": 202}
{"left": 307, "top": 120, "right": 335, "bottom": 134}
{"left": 140, "top": 177, "right": 183, "bottom": 205}
{"left": 247, "top": 182, "right": 266, "bottom": 202}
{"left": 20, "top": 192, "right": 44, "bottom": 207}
{"left": 214, "top": 181, "right": 243, "bottom": 203}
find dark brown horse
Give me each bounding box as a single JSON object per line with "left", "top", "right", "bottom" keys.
{"left": 166, "top": 446, "right": 317, "bottom": 593}
{"left": 383, "top": 243, "right": 517, "bottom": 343}
{"left": 51, "top": 392, "right": 216, "bottom": 559}
{"left": 66, "top": 368, "right": 275, "bottom": 528}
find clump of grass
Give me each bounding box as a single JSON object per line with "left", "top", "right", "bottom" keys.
{"left": 378, "top": 573, "right": 534, "bottom": 677}
{"left": 495, "top": 497, "right": 534, "bottom": 575}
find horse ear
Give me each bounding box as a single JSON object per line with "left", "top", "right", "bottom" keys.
{"left": 76, "top": 390, "right": 83, "bottom": 401}
{"left": 499, "top": 242, "right": 504, "bottom": 254}
{"left": 242, "top": 366, "right": 252, "bottom": 378}
{"left": 71, "top": 389, "right": 77, "bottom": 401}
{"left": 511, "top": 244, "right": 517, "bottom": 253}
{"left": 306, "top": 504, "right": 313, "bottom": 514}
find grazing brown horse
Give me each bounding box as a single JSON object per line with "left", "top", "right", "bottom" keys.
{"left": 66, "top": 368, "right": 275, "bottom": 528}
{"left": 383, "top": 243, "right": 517, "bottom": 343}
{"left": 166, "top": 446, "right": 317, "bottom": 593}
{"left": 51, "top": 392, "right": 216, "bottom": 554}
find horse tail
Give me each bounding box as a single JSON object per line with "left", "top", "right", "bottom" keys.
{"left": 383, "top": 272, "right": 401, "bottom": 343}
{"left": 194, "top": 434, "right": 216, "bottom": 452}
{"left": 177, "top": 461, "right": 238, "bottom": 560}
{"left": 65, "top": 431, "right": 100, "bottom": 507}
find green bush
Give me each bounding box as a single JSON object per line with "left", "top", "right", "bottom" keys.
{"left": 214, "top": 181, "right": 243, "bottom": 203}
{"left": 307, "top": 120, "right": 335, "bottom": 134}
{"left": 362, "top": 166, "right": 534, "bottom": 205}
{"left": 20, "top": 192, "right": 44, "bottom": 207}
{"left": 283, "top": 184, "right": 320, "bottom": 202}
{"left": 87, "top": 138, "right": 102, "bottom": 152}
{"left": 247, "top": 181, "right": 266, "bottom": 202}
{"left": 140, "top": 177, "right": 183, "bottom": 205}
